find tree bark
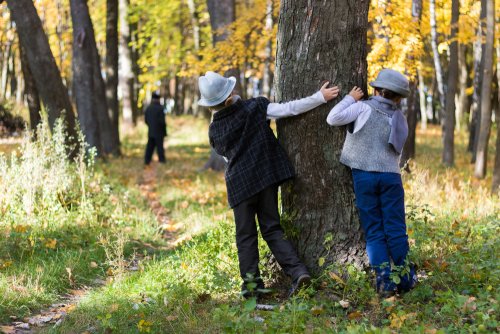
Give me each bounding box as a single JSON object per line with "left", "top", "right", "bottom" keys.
{"left": 429, "top": 0, "right": 446, "bottom": 117}
{"left": 105, "top": 0, "right": 121, "bottom": 155}
{"left": 70, "top": 0, "right": 103, "bottom": 154}
{"left": 203, "top": 0, "right": 237, "bottom": 171}
{"left": 492, "top": 46, "right": 500, "bottom": 193}
{"left": 119, "top": 0, "right": 135, "bottom": 127}
{"left": 401, "top": 81, "right": 418, "bottom": 170}
{"left": 6, "top": 0, "right": 78, "bottom": 146}
{"left": 469, "top": 0, "right": 487, "bottom": 158}
{"left": 262, "top": 0, "right": 274, "bottom": 98}
{"left": 418, "top": 68, "right": 427, "bottom": 131}
{"left": 474, "top": 0, "right": 495, "bottom": 179}
{"left": 456, "top": 44, "right": 470, "bottom": 131}
{"left": 275, "top": 0, "right": 369, "bottom": 272}
{"left": 442, "top": 0, "right": 459, "bottom": 167}
{"left": 19, "top": 44, "right": 41, "bottom": 133}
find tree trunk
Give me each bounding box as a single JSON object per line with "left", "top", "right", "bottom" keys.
{"left": 262, "top": 0, "right": 274, "bottom": 98}
{"left": 492, "top": 46, "right": 500, "bottom": 193}
{"left": 19, "top": 44, "right": 41, "bottom": 133}
{"left": 456, "top": 44, "right": 470, "bottom": 130}
{"left": 442, "top": 0, "right": 459, "bottom": 167}
{"left": 6, "top": 0, "right": 78, "bottom": 146}
{"left": 469, "top": 1, "right": 486, "bottom": 158}
{"left": 105, "top": 0, "right": 121, "bottom": 155}
{"left": 275, "top": 0, "right": 369, "bottom": 273}
{"left": 429, "top": 0, "right": 446, "bottom": 117}
{"left": 203, "top": 0, "right": 237, "bottom": 171}
{"left": 119, "top": 0, "right": 135, "bottom": 127}
{"left": 401, "top": 81, "right": 418, "bottom": 170}
{"left": 474, "top": 0, "right": 495, "bottom": 179}
{"left": 187, "top": 0, "right": 200, "bottom": 116}
{"left": 70, "top": 0, "right": 103, "bottom": 153}
{"left": 418, "top": 68, "right": 427, "bottom": 131}
{"left": 1, "top": 24, "right": 13, "bottom": 100}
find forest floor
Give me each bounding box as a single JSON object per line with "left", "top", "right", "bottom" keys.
{"left": 0, "top": 116, "right": 498, "bottom": 333}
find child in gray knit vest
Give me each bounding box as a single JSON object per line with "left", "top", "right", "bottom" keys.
{"left": 326, "top": 69, "right": 417, "bottom": 297}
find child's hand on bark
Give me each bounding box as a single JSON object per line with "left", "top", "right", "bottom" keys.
{"left": 320, "top": 82, "right": 340, "bottom": 102}
{"left": 349, "top": 86, "right": 364, "bottom": 101}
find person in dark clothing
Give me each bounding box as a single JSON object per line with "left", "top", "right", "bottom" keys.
{"left": 144, "top": 92, "right": 167, "bottom": 165}
{"left": 198, "top": 71, "right": 339, "bottom": 299}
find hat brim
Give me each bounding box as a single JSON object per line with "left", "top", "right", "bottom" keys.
{"left": 198, "top": 77, "right": 237, "bottom": 107}
{"left": 369, "top": 81, "right": 410, "bottom": 98}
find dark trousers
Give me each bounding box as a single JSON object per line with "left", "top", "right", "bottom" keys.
{"left": 352, "top": 169, "right": 413, "bottom": 291}
{"left": 233, "top": 185, "right": 309, "bottom": 286}
{"left": 145, "top": 136, "right": 165, "bottom": 165}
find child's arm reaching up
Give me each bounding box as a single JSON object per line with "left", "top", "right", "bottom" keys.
{"left": 266, "top": 82, "right": 339, "bottom": 120}
{"left": 326, "top": 86, "right": 370, "bottom": 126}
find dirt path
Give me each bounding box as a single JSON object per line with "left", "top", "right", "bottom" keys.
{"left": 1, "top": 162, "right": 179, "bottom": 334}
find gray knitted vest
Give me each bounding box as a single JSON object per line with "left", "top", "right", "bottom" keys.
{"left": 340, "top": 103, "right": 401, "bottom": 174}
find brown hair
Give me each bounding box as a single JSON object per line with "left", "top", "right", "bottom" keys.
{"left": 374, "top": 87, "right": 403, "bottom": 101}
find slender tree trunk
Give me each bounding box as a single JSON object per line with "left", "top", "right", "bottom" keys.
{"left": 442, "top": 0, "right": 459, "bottom": 166}
{"left": 456, "top": 44, "right": 470, "bottom": 130}
{"left": 418, "top": 68, "right": 427, "bottom": 131}
{"left": 401, "top": 81, "right": 418, "bottom": 169}
{"left": 262, "top": 0, "right": 274, "bottom": 98}
{"left": 105, "top": 0, "right": 121, "bottom": 155}
{"left": 0, "top": 24, "right": 12, "bottom": 100}
{"left": 70, "top": 0, "right": 102, "bottom": 153}
{"left": 430, "top": 0, "right": 446, "bottom": 117}
{"left": 119, "top": 0, "right": 135, "bottom": 127}
{"left": 19, "top": 44, "right": 41, "bottom": 133}
{"left": 275, "top": 0, "right": 369, "bottom": 272}
{"left": 187, "top": 0, "right": 200, "bottom": 115}
{"left": 469, "top": 1, "right": 486, "bottom": 158}
{"left": 6, "top": 0, "right": 78, "bottom": 146}
{"left": 474, "top": 0, "right": 495, "bottom": 179}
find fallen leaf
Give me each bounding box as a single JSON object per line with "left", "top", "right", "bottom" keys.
{"left": 328, "top": 272, "right": 345, "bottom": 285}
{"left": 311, "top": 305, "right": 324, "bottom": 316}
{"left": 90, "top": 261, "right": 98, "bottom": 268}
{"left": 0, "top": 326, "right": 16, "bottom": 334}
{"left": 347, "top": 311, "right": 362, "bottom": 320}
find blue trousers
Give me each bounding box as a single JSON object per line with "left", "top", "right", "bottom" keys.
{"left": 352, "top": 169, "right": 413, "bottom": 292}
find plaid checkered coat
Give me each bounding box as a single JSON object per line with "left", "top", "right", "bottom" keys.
{"left": 209, "top": 97, "right": 295, "bottom": 208}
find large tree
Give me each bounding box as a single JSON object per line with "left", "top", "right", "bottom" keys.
{"left": 19, "top": 43, "right": 41, "bottom": 133}
{"left": 71, "top": 0, "right": 118, "bottom": 155}
{"left": 6, "top": 0, "right": 78, "bottom": 144}
{"left": 275, "top": 0, "right": 370, "bottom": 273}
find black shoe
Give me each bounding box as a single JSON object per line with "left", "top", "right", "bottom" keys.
{"left": 288, "top": 273, "right": 311, "bottom": 298}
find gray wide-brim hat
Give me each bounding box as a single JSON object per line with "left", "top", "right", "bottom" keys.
{"left": 369, "top": 69, "right": 410, "bottom": 98}
{"left": 198, "top": 71, "right": 237, "bottom": 107}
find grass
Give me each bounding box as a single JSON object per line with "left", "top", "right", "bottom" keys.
{"left": 0, "top": 116, "right": 498, "bottom": 333}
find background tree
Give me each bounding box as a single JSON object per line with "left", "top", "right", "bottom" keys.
{"left": 119, "top": 0, "right": 135, "bottom": 127}
{"left": 6, "top": 0, "right": 78, "bottom": 146}
{"left": 105, "top": 0, "right": 121, "bottom": 155}
{"left": 275, "top": 0, "right": 370, "bottom": 272}
{"left": 474, "top": 0, "right": 495, "bottom": 178}
{"left": 202, "top": 0, "right": 237, "bottom": 172}
{"left": 442, "top": 0, "right": 459, "bottom": 166}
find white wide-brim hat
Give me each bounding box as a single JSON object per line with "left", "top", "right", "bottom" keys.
{"left": 198, "top": 71, "right": 237, "bottom": 107}
{"left": 369, "top": 69, "right": 410, "bottom": 98}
